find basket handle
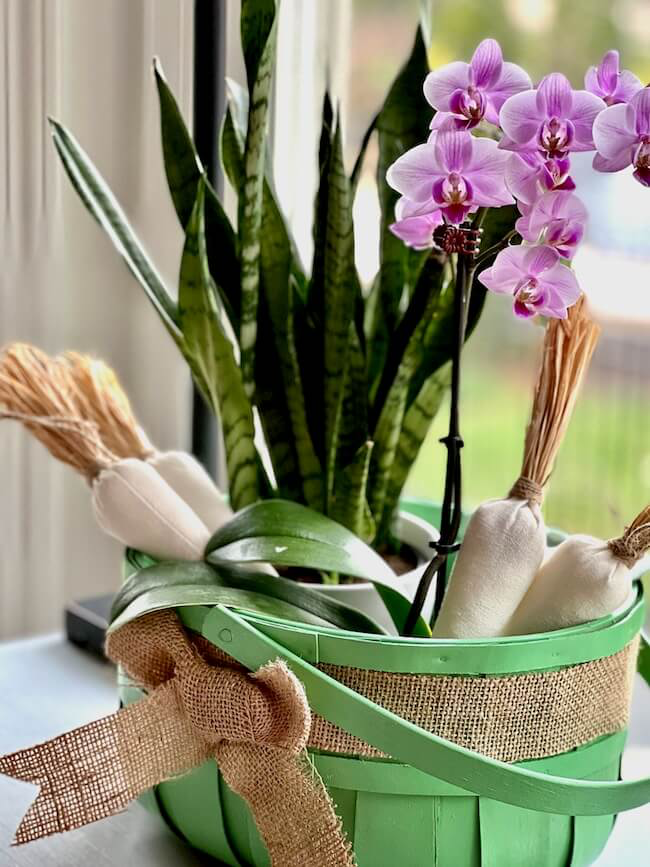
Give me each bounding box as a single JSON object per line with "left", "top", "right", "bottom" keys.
{"left": 203, "top": 605, "right": 650, "bottom": 818}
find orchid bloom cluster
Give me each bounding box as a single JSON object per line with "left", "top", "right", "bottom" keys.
{"left": 386, "top": 40, "right": 648, "bottom": 320}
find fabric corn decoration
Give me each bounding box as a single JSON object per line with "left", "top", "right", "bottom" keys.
{"left": 432, "top": 297, "right": 600, "bottom": 638}
{"left": 506, "top": 505, "right": 650, "bottom": 635}
{"left": 0, "top": 344, "right": 227, "bottom": 560}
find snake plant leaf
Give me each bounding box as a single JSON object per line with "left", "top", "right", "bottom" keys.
{"left": 336, "top": 319, "right": 370, "bottom": 469}
{"left": 381, "top": 364, "right": 451, "bottom": 533}
{"left": 368, "top": 258, "right": 448, "bottom": 530}
{"left": 330, "top": 441, "right": 375, "bottom": 542}
{"left": 153, "top": 59, "right": 240, "bottom": 332}
{"left": 49, "top": 119, "right": 181, "bottom": 343}
{"left": 222, "top": 82, "right": 322, "bottom": 508}
{"left": 370, "top": 25, "right": 431, "bottom": 380}
{"left": 180, "top": 179, "right": 259, "bottom": 509}
{"left": 111, "top": 560, "right": 387, "bottom": 635}
{"left": 238, "top": 0, "right": 278, "bottom": 401}
{"left": 322, "top": 118, "right": 356, "bottom": 505}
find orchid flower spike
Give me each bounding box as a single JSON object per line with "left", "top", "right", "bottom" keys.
{"left": 593, "top": 87, "right": 650, "bottom": 186}
{"left": 425, "top": 38, "right": 531, "bottom": 130}
{"left": 478, "top": 244, "right": 581, "bottom": 319}
{"left": 499, "top": 73, "right": 605, "bottom": 158}
{"left": 386, "top": 130, "right": 513, "bottom": 227}
{"left": 585, "top": 50, "right": 642, "bottom": 107}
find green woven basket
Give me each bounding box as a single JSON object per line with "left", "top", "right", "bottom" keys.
{"left": 118, "top": 500, "right": 650, "bottom": 867}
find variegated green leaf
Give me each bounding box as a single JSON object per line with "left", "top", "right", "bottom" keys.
{"left": 381, "top": 364, "right": 451, "bottom": 533}
{"left": 222, "top": 83, "right": 322, "bottom": 508}
{"left": 49, "top": 119, "right": 181, "bottom": 344}
{"left": 330, "top": 441, "right": 375, "bottom": 541}
{"left": 154, "top": 60, "right": 240, "bottom": 331}
{"left": 180, "top": 179, "right": 259, "bottom": 510}
{"left": 322, "top": 119, "right": 355, "bottom": 506}
{"left": 369, "top": 25, "right": 431, "bottom": 382}
{"left": 238, "top": 0, "right": 278, "bottom": 401}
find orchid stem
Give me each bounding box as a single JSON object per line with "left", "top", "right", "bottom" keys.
{"left": 403, "top": 208, "right": 487, "bottom": 636}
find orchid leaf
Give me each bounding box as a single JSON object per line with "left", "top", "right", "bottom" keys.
{"left": 153, "top": 60, "right": 240, "bottom": 332}
{"left": 49, "top": 119, "right": 181, "bottom": 344}
{"left": 179, "top": 179, "right": 259, "bottom": 509}
{"left": 238, "top": 0, "right": 278, "bottom": 401}
{"left": 205, "top": 500, "right": 419, "bottom": 632}
{"left": 111, "top": 560, "right": 387, "bottom": 635}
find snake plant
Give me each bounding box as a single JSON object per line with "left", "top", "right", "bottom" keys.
{"left": 50, "top": 0, "right": 514, "bottom": 554}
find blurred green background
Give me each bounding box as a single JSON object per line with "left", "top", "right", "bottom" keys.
{"left": 346, "top": 0, "right": 650, "bottom": 538}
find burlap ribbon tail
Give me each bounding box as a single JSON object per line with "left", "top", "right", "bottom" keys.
{"left": 0, "top": 611, "right": 354, "bottom": 867}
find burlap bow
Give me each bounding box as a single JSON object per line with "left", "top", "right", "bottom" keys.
{"left": 0, "top": 610, "right": 354, "bottom": 867}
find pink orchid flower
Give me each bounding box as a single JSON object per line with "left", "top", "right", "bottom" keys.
{"left": 478, "top": 244, "right": 581, "bottom": 319}
{"left": 499, "top": 72, "right": 605, "bottom": 158}
{"left": 424, "top": 38, "right": 531, "bottom": 130}
{"left": 516, "top": 191, "right": 587, "bottom": 259}
{"left": 386, "top": 130, "right": 513, "bottom": 225}
{"left": 593, "top": 87, "right": 650, "bottom": 186}
{"left": 585, "top": 50, "right": 642, "bottom": 107}
{"left": 390, "top": 197, "right": 445, "bottom": 249}
{"left": 505, "top": 150, "right": 575, "bottom": 205}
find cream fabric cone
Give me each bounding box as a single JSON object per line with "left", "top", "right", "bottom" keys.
{"left": 92, "top": 458, "right": 210, "bottom": 561}
{"left": 432, "top": 497, "right": 546, "bottom": 639}
{"left": 506, "top": 535, "right": 634, "bottom": 635}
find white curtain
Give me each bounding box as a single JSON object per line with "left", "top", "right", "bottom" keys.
{"left": 0, "top": 0, "right": 351, "bottom": 639}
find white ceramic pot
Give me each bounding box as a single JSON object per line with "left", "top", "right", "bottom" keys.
{"left": 315, "top": 510, "right": 439, "bottom": 633}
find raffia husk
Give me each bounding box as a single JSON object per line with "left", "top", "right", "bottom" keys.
{"left": 0, "top": 343, "right": 149, "bottom": 479}
{"left": 510, "top": 296, "right": 600, "bottom": 502}
{"left": 608, "top": 504, "right": 650, "bottom": 566}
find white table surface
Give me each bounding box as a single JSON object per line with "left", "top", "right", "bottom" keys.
{"left": 0, "top": 633, "right": 649, "bottom": 866}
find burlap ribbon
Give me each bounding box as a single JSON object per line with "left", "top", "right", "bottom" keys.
{"left": 0, "top": 611, "right": 354, "bottom": 867}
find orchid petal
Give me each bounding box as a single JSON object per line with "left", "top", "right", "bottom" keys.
{"left": 395, "top": 196, "right": 440, "bottom": 220}
{"left": 470, "top": 38, "right": 503, "bottom": 88}
{"left": 390, "top": 212, "right": 443, "bottom": 248}
{"left": 488, "top": 61, "right": 533, "bottom": 112}
{"left": 592, "top": 150, "right": 634, "bottom": 172}
{"left": 478, "top": 245, "right": 529, "bottom": 291}
{"left": 386, "top": 142, "right": 444, "bottom": 203}
{"left": 499, "top": 90, "right": 542, "bottom": 144}
{"left": 464, "top": 138, "right": 513, "bottom": 205}
{"left": 593, "top": 102, "right": 637, "bottom": 158}
{"left": 538, "top": 73, "right": 574, "bottom": 117}
{"left": 584, "top": 66, "right": 601, "bottom": 97}
{"left": 614, "top": 70, "right": 643, "bottom": 104}
{"left": 632, "top": 87, "right": 650, "bottom": 135}
{"left": 423, "top": 62, "right": 471, "bottom": 111}
{"left": 598, "top": 50, "right": 620, "bottom": 94}
{"left": 540, "top": 263, "right": 581, "bottom": 307}
{"left": 522, "top": 244, "right": 560, "bottom": 275}
{"left": 569, "top": 90, "right": 606, "bottom": 146}
{"left": 434, "top": 130, "right": 473, "bottom": 173}
{"left": 504, "top": 151, "right": 543, "bottom": 204}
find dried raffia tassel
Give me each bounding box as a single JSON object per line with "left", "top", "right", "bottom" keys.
{"left": 432, "top": 296, "right": 600, "bottom": 638}
{"left": 0, "top": 343, "right": 215, "bottom": 560}
{"left": 507, "top": 505, "right": 650, "bottom": 635}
